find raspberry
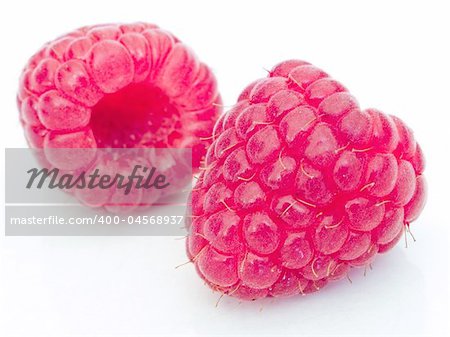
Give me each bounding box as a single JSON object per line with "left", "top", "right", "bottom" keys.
{"left": 17, "top": 23, "right": 221, "bottom": 211}
{"left": 186, "top": 60, "right": 426, "bottom": 300}
{"left": 17, "top": 23, "right": 221, "bottom": 171}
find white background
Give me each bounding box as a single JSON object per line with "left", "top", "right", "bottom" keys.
{"left": 1, "top": 0, "right": 449, "bottom": 336}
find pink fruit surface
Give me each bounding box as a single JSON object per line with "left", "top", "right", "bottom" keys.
{"left": 17, "top": 22, "right": 221, "bottom": 171}
{"left": 186, "top": 60, "right": 426, "bottom": 300}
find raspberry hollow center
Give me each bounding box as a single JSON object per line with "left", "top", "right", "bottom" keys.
{"left": 90, "top": 82, "right": 182, "bottom": 148}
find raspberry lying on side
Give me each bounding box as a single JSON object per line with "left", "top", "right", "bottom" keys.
{"left": 17, "top": 23, "right": 221, "bottom": 209}
{"left": 186, "top": 60, "right": 426, "bottom": 300}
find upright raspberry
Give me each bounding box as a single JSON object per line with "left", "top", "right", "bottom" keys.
{"left": 186, "top": 60, "right": 426, "bottom": 300}
{"left": 17, "top": 23, "right": 221, "bottom": 210}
